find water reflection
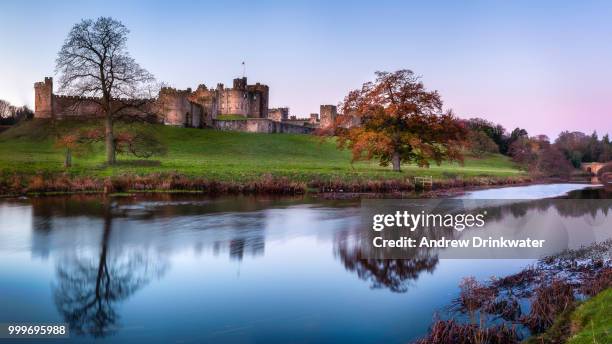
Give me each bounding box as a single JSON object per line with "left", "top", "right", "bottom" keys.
{"left": 335, "top": 234, "right": 438, "bottom": 293}
{"left": 339, "top": 187, "right": 612, "bottom": 292}
{"left": 0, "top": 186, "right": 609, "bottom": 342}
{"left": 52, "top": 200, "right": 168, "bottom": 337}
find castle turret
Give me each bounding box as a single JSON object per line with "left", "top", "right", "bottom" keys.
{"left": 309, "top": 113, "right": 319, "bottom": 124}
{"left": 247, "top": 82, "right": 269, "bottom": 118}
{"left": 158, "top": 87, "right": 193, "bottom": 126}
{"left": 320, "top": 105, "right": 337, "bottom": 128}
{"left": 233, "top": 77, "right": 247, "bottom": 90}
{"left": 34, "top": 77, "right": 54, "bottom": 118}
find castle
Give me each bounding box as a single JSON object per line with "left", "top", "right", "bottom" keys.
{"left": 34, "top": 77, "right": 354, "bottom": 134}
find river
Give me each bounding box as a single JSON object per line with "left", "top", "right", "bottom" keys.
{"left": 0, "top": 184, "right": 610, "bottom": 343}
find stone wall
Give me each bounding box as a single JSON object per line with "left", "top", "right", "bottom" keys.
{"left": 213, "top": 118, "right": 314, "bottom": 134}
{"left": 213, "top": 119, "right": 248, "bottom": 132}
{"left": 283, "top": 119, "right": 310, "bottom": 126}
{"left": 268, "top": 107, "right": 289, "bottom": 122}
{"left": 52, "top": 94, "right": 157, "bottom": 121}
{"left": 279, "top": 121, "right": 315, "bottom": 134}
{"left": 34, "top": 77, "right": 158, "bottom": 121}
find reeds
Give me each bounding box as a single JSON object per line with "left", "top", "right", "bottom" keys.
{"left": 580, "top": 267, "right": 612, "bottom": 296}
{"left": 520, "top": 280, "right": 575, "bottom": 333}
{"left": 414, "top": 320, "right": 521, "bottom": 344}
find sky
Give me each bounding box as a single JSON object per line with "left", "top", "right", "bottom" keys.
{"left": 0, "top": 0, "right": 611, "bottom": 139}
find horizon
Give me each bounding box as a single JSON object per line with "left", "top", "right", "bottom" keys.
{"left": 1, "top": 0, "right": 611, "bottom": 139}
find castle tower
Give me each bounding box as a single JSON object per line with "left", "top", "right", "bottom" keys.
{"left": 309, "top": 113, "right": 319, "bottom": 124}
{"left": 233, "top": 77, "right": 247, "bottom": 90}
{"left": 34, "top": 77, "right": 54, "bottom": 118}
{"left": 320, "top": 105, "right": 337, "bottom": 128}
{"left": 158, "top": 87, "right": 192, "bottom": 126}
{"left": 248, "top": 82, "right": 269, "bottom": 118}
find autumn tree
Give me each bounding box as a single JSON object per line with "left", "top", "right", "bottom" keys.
{"left": 465, "top": 117, "right": 506, "bottom": 153}
{"left": 55, "top": 17, "right": 155, "bottom": 165}
{"left": 55, "top": 134, "right": 80, "bottom": 168}
{"left": 536, "top": 146, "right": 574, "bottom": 178}
{"left": 337, "top": 70, "right": 466, "bottom": 172}
{"left": 554, "top": 131, "right": 588, "bottom": 167}
{"left": 508, "top": 136, "right": 539, "bottom": 169}
{"left": 508, "top": 135, "right": 576, "bottom": 177}
{"left": 467, "top": 130, "right": 499, "bottom": 158}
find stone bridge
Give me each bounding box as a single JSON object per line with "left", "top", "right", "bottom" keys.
{"left": 581, "top": 162, "right": 607, "bottom": 175}
{"left": 582, "top": 162, "right": 612, "bottom": 186}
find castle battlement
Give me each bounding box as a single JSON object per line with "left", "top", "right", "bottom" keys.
{"left": 33, "top": 75, "right": 351, "bottom": 134}
{"left": 159, "top": 87, "right": 192, "bottom": 95}
{"left": 53, "top": 94, "right": 154, "bottom": 102}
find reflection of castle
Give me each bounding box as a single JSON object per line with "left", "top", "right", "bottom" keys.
{"left": 34, "top": 77, "right": 356, "bottom": 134}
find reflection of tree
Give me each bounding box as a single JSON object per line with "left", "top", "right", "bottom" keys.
{"left": 53, "top": 202, "right": 167, "bottom": 338}
{"left": 476, "top": 198, "right": 612, "bottom": 222}
{"left": 335, "top": 234, "right": 438, "bottom": 293}
{"left": 228, "top": 236, "right": 265, "bottom": 261}
{"left": 336, "top": 194, "right": 612, "bottom": 293}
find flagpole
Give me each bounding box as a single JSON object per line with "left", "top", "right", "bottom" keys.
{"left": 242, "top": 61, "right": 246, "bottom": 78}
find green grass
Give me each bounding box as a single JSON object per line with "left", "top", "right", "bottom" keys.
{"left": 0, "top": 119, "right": 523, "bottom": 182}
{"left": 567, "top": 288, "right": 612, "bottom": 344}
{"left": 216, "top": 114, "right": 248, "bottom": 120}
{"left": 523, "top": 288, "right": 611, "bottom": 344}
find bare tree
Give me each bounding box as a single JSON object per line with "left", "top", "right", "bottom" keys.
{"left": 0, "top": 99, "right": 12, "bottom": 118}
{"left": 55, "top": 17, "right": 155, "bottom": 165}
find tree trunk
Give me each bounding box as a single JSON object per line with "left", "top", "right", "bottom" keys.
{"left": 64, "top": 148, "right": 72, "bottom": 168}
{"left": 392, "top": 151, "right": 401, "bottom": 172}
{"left": 105, "top": 113, "right": 115, "bottom": 165}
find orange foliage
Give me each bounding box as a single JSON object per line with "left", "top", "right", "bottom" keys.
{"left": 333, "top": 70, "right": 466, "bottom": 171}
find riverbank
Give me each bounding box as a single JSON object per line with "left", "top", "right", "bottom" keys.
{"left": 0, "top": 172, "right": 540, "bottom": 198}
{"left": 415, "top": 240, "right": 612, "bottom": 344}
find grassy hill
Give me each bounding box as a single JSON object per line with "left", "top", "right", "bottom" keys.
{"left": 567, "top": 288, "right": 611, "bottom": 344}
{"left": 0, "top": 119, "right": 523, "bottom": 182}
